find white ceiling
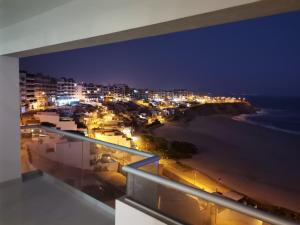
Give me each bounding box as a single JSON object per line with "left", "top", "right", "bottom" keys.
{"left": 0, "top": 0, "right": 73, "bottom": 29}
{"left": 1, "top": 0, "right": 299, "bottom": 57}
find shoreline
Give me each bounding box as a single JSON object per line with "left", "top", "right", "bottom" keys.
{"left": 232, "top": 110, "right": 300, "bottom": 136}
{"left": 153, "top": 115, "right": 300, "bottom": 212}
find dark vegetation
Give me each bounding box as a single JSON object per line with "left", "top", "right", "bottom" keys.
{"left": 170, "top": 141, "right": 198, "bottom": 157}
{"left": 193, "top": 102, "right": 257, "bottom": 115}
{"left": 170, "top": 102, "right": 257, "bottom": 122}
{"left": 106, "top": 101, "right": 147, "bottom": 114}
{"left": 146, "top": 119, "right": 162, "bottom": 129}
{"left": 40, "top": 121, "right": 56, "bottom": 127}
{"left": 190, "top": 102, "right": 256, "bottom": 115}
{"left": 138, "top": 134, "right": 198, "bottom": 159}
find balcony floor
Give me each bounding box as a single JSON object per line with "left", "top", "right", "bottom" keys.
{"left": 0, "top": 176, "right": 115, "bottom": 225}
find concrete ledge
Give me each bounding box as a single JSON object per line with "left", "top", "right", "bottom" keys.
{"left": 0, "top": 177, "right": 22, "bottom": 188}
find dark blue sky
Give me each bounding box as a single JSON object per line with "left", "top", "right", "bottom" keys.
{"left": 20, "top": 11, "right": 300, "bottom": 96}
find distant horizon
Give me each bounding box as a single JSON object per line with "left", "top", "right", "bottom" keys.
{"left": 20, "top": 11, "right": 300, "bottom": 97}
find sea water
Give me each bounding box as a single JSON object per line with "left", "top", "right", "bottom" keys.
{"left": 235, "top": 96, "right": 300, "bottom": 135}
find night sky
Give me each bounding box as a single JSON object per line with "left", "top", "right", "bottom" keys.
{"left": 20, "top": 11, "right": 300, "bottom": 96}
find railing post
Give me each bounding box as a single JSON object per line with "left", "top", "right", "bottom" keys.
{"left": 210, "top": 203, "right": 217, "bottom": 225}
{"left": 126, "top": 173, "right": 135, "bottom": 197}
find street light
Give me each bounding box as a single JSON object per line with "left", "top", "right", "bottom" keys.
{"left": 122, "top": 128, "right": 131, "bottom": 137}
{"left": 132, "top": 136, "right": 139, "bottom": 142}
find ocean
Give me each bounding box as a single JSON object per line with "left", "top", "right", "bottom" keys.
{"left": 234, "top": 96, "right": 300, "bottom": 135}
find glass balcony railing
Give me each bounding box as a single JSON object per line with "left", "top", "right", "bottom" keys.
{"left": 123, "top": 165, "right": 299, "bottom": 225}
{"left": 21, "top": 125, "right": 299, "bottom": 225}
{"left": 126, "top": 171, "right": 269, "bottom": 225}
{"left": 21, "top": 125, "right": 148, "bottom": 208}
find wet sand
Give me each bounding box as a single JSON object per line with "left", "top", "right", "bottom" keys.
{"left": 153, "top": 115, "right": 300, "bottom": 212}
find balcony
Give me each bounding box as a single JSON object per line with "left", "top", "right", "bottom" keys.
{"left": 8, "top": 126, "right": 297, "bottom": 225}
{"left": 1, "top": 1, "right": 300, "bottom": 224}
{"left": 0, "top": 175, "right": 114, "bottom": 225}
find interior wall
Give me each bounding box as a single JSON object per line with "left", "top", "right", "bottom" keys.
{"left": 0, "top": 56, "right": 20, "bottom": 183}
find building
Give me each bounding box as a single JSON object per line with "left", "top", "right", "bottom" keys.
{"left": 74, "top": 83, "right": 84, "bottom": 101}
{"left": 20, "top": 71, "right": 30, "bottom": 112}
{"left": 147, "top": 89, "right": 193, "bottom": 101}
{"left": 56, "top": 77, "right": 76, "bottom": 100}
{"left": 75, "top": 82, "right": 103, "bottom": 102}
{"left": 132, "top": 89, "right": 149, "bottom": 100}
{"left": 34, "top": 111, "right": 78, "bottom": 130}
{"left": 110, "top": 84, "right": 131, "bottom": 98}
{"left": 20, "top": 71, "right": 37, "bottom": 111}
{"left": 20, "top": 71, "right": 57, "bottom": 112}
{"left": 95, "top": 130, "right": 132, "bottom": 148}
{"left": 83, "top": 83, "right": 102, "bottom": 102}
{"left": 35, "top": 73, "right": 57, "bottom": 105}
{"left": 173, "top": 89, "right": 193, "bottom": 100}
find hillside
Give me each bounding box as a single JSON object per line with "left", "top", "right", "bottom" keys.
{"left": 171, "top": 102, "right": 257, "bottom": 122}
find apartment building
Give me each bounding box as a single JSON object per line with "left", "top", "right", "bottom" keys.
{"left": 132, "top": 89, "right": 150, "bottom": 100}
{"left": 56, "top": 77, "right": 76, "bottom": 100}
{"left": 20, "top": 71, "right": 57, "bottom": 112}
{"left": 83, "top": 83, "right": 102, "bottom": 102}
{"left": 36, "top": 74, "right": 57, "bottom": 101}
{"left": 74, "top": 83, "right": 84, "bottom": 100}
{"left": 109, "top": 84, "right": 131, "bottom": 98}
{"left": 20, "top": 71, "right": 37, "bottom": 111}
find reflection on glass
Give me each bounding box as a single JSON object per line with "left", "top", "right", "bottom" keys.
{"left": 21, "top": 128, "right": 145, "bottom": 208}
{"left": 128, "top": 174, "right": 270, "bottom": 225}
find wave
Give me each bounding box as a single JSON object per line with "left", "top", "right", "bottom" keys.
{"left": 232, "top": 108, "right": 267, "bottom": 123}
{"left": 232, "top": 109, "right": 300, "bottom": 136}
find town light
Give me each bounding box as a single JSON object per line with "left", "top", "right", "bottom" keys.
{"left": 132, "top": 136, "right": 139, "bottom": 142}
{"left": 122, "top": 128, "right": 132, "bottom": 137}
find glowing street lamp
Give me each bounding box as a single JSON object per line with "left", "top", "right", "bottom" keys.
{"left": 132, "top": 136, "right": 139, "bottom": 142}
{"left": 122, "top": 128, "right": 132, "bottom": 138}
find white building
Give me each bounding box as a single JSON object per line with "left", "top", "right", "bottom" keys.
{"left": 57, "top": 77, "right": 76, "bottom": 100}
{"left": 95, "top": 131, "right": 132, "bottom": 148}
{"left": 75, "top": 83, "right": 85, "bottom": 101}
{"left": 35, "top": 112, "right": 78, "bottom": 131}
{"left": 20, "top": 71, "right": 57, "bottom": 112}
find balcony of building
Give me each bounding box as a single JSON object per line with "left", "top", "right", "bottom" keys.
{"left": 1, "top": 1, "right": 300, "bottom": 225}
{"left": 1, "top": 125, "right": 295, "bottom": 225}
{"left": 0, "top": 175, "right": 114, "bottom": 225}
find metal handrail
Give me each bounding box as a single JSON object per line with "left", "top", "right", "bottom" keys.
{"left": 22, "top": 125, "right": 299, "bottom": 225}
{"left": 21, "top": 125, "right": 154, "bottom": 158}
{"left": 123, "top": 166, "right": 298, "bottom": 225}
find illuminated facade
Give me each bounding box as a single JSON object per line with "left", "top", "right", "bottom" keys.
{"left": 56, "top": 78, "right": 76, "bottom": 100}
{"left": 20, "top": 71, "right": 57, "bottom": 112}
{"left": 83, "top": 83, "right": 102, "bottom": 102}
{"left": 109, "top": 84, "right": 131, "bottom": 98}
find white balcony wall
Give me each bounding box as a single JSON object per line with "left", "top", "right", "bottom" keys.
{"left": 0, "top": 56, "right": 20, "bottom": 183}
{"left": 116, "top": 200, "right": 167, "bottom": 225}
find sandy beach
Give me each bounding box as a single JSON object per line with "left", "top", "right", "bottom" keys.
{"left": 153, "top": 115, "right": 300, "bottom": 212}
